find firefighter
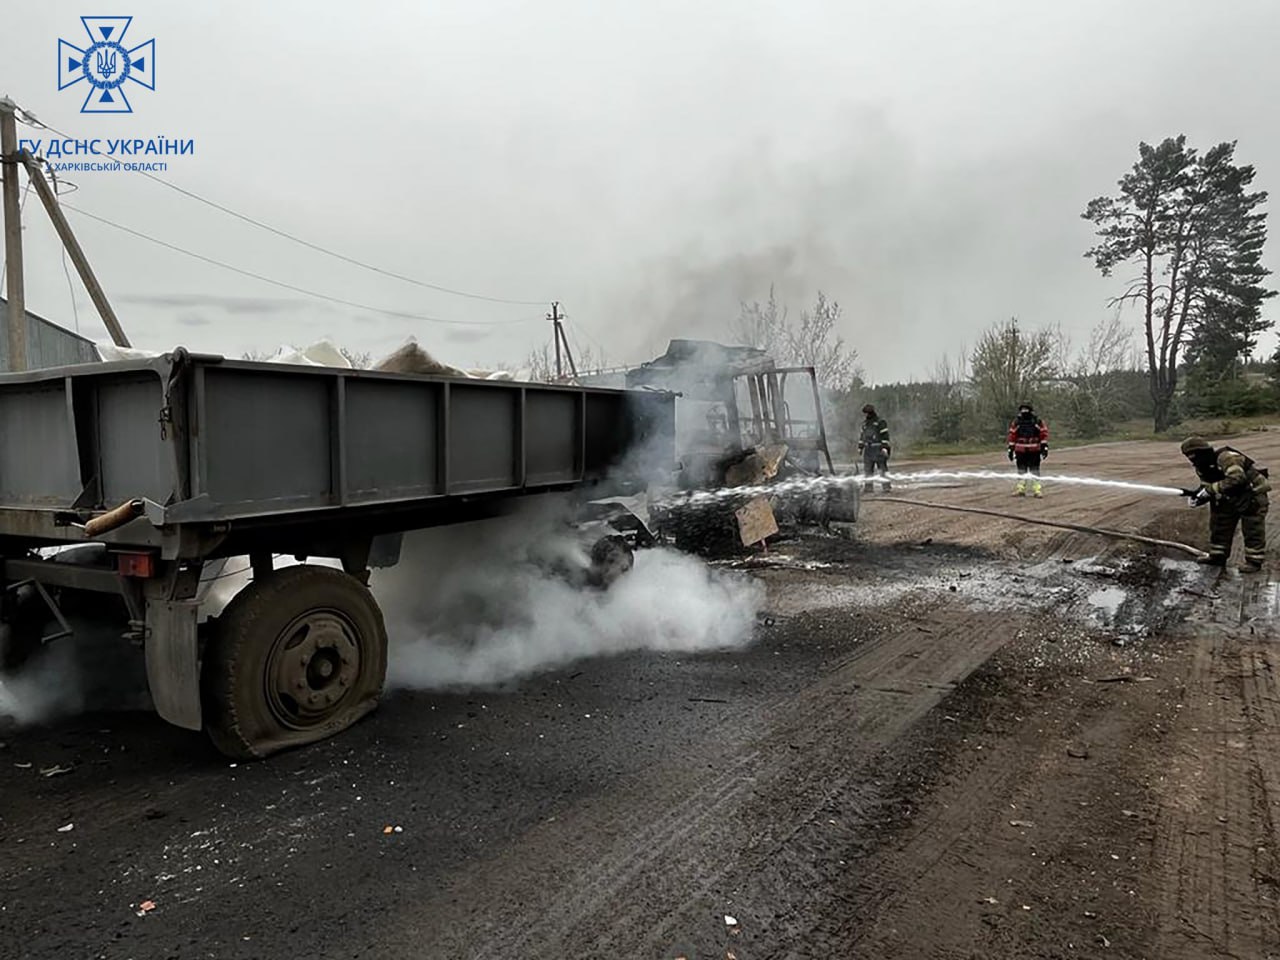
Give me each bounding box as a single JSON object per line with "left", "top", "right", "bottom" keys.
{"left": 1179, "top": 436, "right": 1271, "bottom": 572}
{"left": 1006, "top": 402, "right": 1049, "bottom": 497}
{"left": 857, "top": 404, "right": 891, "bottom": 492}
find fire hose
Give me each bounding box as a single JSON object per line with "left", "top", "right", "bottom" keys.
{"left": 863, "top": 496, "right": 1210, "bottom": 561}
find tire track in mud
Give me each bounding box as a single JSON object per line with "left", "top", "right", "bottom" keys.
{"left": 411, "top": 607, "right": 1014, "bottom": 958}
{"left": 1151, "top": 567, "right": 1280, "bottom": 960}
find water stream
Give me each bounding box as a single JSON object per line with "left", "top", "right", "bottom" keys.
{"left": 658, "top": 470, "right": 1185, "bottom": 510}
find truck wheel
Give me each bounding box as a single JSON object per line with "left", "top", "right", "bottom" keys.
{"left": 202, "top": 565, "right": 388, "bottom": 759}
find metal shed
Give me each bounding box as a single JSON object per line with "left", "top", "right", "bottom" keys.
{"left": 0, "top": 295, "right": 100, "bottom": 371}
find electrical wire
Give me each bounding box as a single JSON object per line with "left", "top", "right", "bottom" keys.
{"left": 0, "top": 177, "right": 33, "bottom": 298}
{"left": 59, "top": 201, "right": 538, "bottom": 327}
{"left": 60, "top": 247, "right": 80, "bottom": 334}
{"left": 47, "top": 167, "right": 81, "bottom": 333}
{"left": 131, "top": 171, "right": 550, "bottom": 306}
{"left": 18, "top": 106, "right": 550, "bottom": 307}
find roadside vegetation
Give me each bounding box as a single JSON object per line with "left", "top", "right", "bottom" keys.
{"left": 729, "top": 134, "right": 1280, "bottom": 460}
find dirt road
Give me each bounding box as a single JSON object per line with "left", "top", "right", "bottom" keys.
{"left": 2, "top": 432, "right": 1277, "bottom": 958}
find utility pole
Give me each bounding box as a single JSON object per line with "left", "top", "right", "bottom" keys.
{"left": 548, "top": 301, "right": 577, "bottom": 382}
{"left": 21, "top": 154, "right": 129, "bottom": 347}
{"left": 550, "top": 301, "right": 562, "bottom": 379}
{"left": 1, "top": 96, "right": 27, "bottom": 370}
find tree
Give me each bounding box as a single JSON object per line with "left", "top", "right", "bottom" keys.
{"left": 524, "top": 340, "right": 607, "bottom": 383}
{"left": 339, "top": 346, "right": 372, "bottom": 369}
{"left": 784, "top": 292, "right": 859, "bottom": 389}
{"left": 730, "top": 284, "right": 787, "bottom": 359}
{"left": 1063, "top": 315, "right": 1134, "bottom": 437}
{"left": 968, "top": 318, "right": 1056, "bottom": 433}
{"left": 922, "top": 350, "right": 971, "bottom": 444}
{"left": 731, "top": 288, "right": 860, "bottom": 389}
{"left": 1082, "top": 137, "right": 1274, "bottom": 431}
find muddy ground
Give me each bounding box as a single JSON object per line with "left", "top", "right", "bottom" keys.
{"left": 2, "top": 433, "right": 1279, "bottom": 959}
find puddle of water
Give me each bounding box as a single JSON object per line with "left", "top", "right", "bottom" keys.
{"left": 1087, "top": 586, "right": 1127, "bottom": 620}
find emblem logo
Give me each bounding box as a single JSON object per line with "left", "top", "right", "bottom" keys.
{"left": 58, "top": 16, "right": 156, "bottom": 114}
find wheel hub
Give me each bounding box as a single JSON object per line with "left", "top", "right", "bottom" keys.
{"left": 267, "top": 612, "right": 361, "bottom": 728}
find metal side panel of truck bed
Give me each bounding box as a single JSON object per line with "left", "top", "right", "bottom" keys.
{"left": 0, "top": 349, "right": 675, "bottom": 759}
{"left": 0, "top": 349, "right": 675, "bottom": 554}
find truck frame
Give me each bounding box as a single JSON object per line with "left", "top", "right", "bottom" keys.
{"left": 0, "top": 349, "right": 675, "bottom": 757}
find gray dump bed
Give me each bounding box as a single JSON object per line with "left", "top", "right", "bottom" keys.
{"left": 0, "top": 349, "right": 675, "bottom": 556}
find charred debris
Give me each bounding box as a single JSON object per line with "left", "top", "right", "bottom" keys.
{"left": 582, "top": 339, "right": 857, "bottom": 560}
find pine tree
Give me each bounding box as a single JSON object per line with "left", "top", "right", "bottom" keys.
{"left": 1082, "top": 137, "right": 1274, "bottom": 431}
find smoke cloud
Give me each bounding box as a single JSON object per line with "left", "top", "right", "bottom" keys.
{"left": 2, "top": 500, "right": 764, "bottom": 726}
{"left": 0, "top": 641, "right": 84, "bottom": 727}
{"left": 372, "top": 506, "right": 764, "bottom": 689}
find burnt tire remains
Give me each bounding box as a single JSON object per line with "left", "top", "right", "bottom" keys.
{"left": 588, "top": 535, "right": 635, "bottom": 589}
{"left": 201, "top": 565, "right": 388, "bottom": 760}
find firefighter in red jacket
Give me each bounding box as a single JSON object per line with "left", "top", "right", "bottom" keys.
{"left": 1007, "top": 402, "right": 1049, "bottom": 497}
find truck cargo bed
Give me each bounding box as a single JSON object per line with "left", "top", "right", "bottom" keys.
{"left": 0, "top": 349, "right": 674, "bottom": 554}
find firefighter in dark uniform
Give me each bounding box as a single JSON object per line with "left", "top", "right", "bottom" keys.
{"left": 1006, "top": 402, "right": 1049, "bottom": 497}
{"left": 1179, "top": 436, "right": 1271, "bottom": 572}
{"left": 858, "top": 404, "right": 891, "bottom": 493}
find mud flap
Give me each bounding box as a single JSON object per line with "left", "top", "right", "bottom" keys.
{"left": 145, "top": 600, "right": 203, "bottom": 731}
{"left": 369, "top": 533, "right": 403, "bottom": 568}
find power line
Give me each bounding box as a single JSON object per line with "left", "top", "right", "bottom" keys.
{"left": 19, "top": 107, "right": 550, "bottom": 307}
{"left": 60, "top": 201, "right": 537, "bottom": 327}
{"left": 0, "top": 176, "right": 32, "bottom": 298}
{"left": 132, "top": 171, "right": 550, "bottom": 306}
{"left": 47, "top": 167, "right": 81, "bottom": 334}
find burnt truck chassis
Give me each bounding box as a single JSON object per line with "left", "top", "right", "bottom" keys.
{"left": 0, "top": 350, "right": 675, "bottom": 758}
{"left": 625, "top": 348, "right": 857, "bottom": 553}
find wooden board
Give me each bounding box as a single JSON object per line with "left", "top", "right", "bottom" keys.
{"left": 735, "top": 496, "right": 779, "bottom": 546}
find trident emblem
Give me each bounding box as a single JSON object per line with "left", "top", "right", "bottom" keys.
{"left": 95, "top": 48, "right": 117, "bottom": 80}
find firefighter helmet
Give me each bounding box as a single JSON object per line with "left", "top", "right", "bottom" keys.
{"left": 1180, "top": 436, "right": 1213, "bottom": 457}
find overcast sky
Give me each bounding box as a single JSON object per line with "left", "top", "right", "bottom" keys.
{"left": 4, "top": 0, "right": 1279, "bottom": 382}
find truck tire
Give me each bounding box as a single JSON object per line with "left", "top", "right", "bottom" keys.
{"left": 202, "top": 565, "right": 388, "bottom": 759}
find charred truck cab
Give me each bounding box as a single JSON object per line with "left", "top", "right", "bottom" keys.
{"left": 622, "top": 339, "right": 856, "bottom": 552}
{"left": 0, "top": 350, "right": 675, "bottom": 758}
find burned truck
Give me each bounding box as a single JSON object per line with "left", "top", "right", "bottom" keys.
{"left": 622, "top": 339, "right": 856, "bottom": 552}
{"left": 0, "top": 349, "right": 675, "bottom": 757}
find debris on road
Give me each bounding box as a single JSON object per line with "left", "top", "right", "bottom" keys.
{"left": 1091, "top": 674, "right": 1156, "bottom": 684}
{"left": 1009, "top": 820, "right": 1036, "bottom": 828}
{"left": 40, "top": 764, "right": 73, "bottom": 777}
{"left": 135, "top": 900, "right": 156, "bottom": 917}
{"left": 56, "top": 822, "right": 74, "bottom": 833}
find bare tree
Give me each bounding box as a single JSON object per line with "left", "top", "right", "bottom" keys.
{"left": 731, "top": 285, "right": 787, "bottom": 358}
{"left": 1063, "top": 315, "right": 1134, "bottom": 436}
{"left": 731, "top": 287, "right": 859, "bottom": 389}
{"left": 968, "top": 318, "right": 1057, "bottom": 433}
{"left": 524, "top": 340, "right": 608, "bottom": 383}
{"left": 784, "top": 291, "right": 860, "bottom": 389}
{"left": 339, "top": 346, "right": 372, "bottom": 369}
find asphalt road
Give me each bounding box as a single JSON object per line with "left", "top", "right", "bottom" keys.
{"left": 3, "top": 434, "right": 1279, "bottom": 959}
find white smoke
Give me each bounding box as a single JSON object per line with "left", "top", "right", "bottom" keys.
{"left": 0, "top": 641, "right": 84, "bottom": 726}
{"left": 372, "top": 506, "right": 765, "bottom": 689}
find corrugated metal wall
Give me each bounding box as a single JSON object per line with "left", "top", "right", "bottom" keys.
{"left": 0, "top": 297, "right": 100, "bottom": 371}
